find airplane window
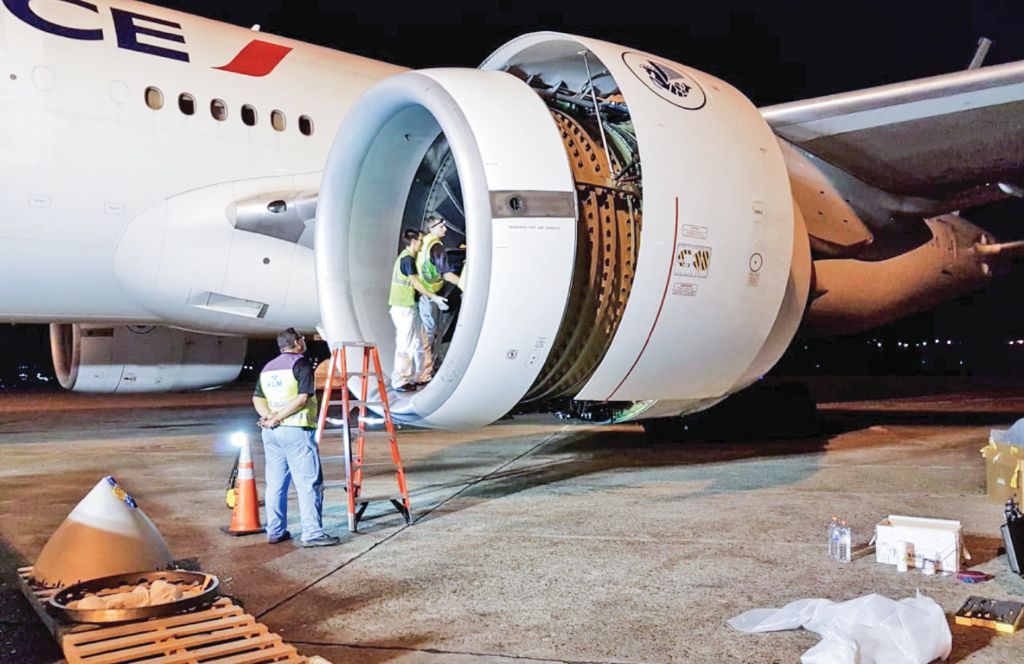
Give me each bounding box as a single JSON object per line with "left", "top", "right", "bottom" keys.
{"left": 144, "top": 87, "right": 163, "bottom": 110}
{"left": 178, "top": 93, "right": 196, "bottom": 115}
{"left": 211, "top": 99, "right": 228, "bottom": 121}
{"left": 271, "top": 110, "right": 286, "bottom": 132}
{"left": 241, "top": 104, "right": 257, "bottom": 126}
{"left": 299, "top": 115, "right": 314, "bottom": 136}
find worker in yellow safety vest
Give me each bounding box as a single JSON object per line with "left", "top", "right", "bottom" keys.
{"left": 252, "top": 328, "right": 339, "bottom": 547}
{"left": 416, "top": 215, "right": 461, "bottom": 382}
{"left": 389, "top": 230, "right": 446, "bottom": 392}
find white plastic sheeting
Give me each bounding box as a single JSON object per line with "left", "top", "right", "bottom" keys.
{"left": 727, "top": 593, "right": 951, "bottom": 664}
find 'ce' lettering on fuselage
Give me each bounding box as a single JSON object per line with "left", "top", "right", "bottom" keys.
{"left": 2, "top": 0, "right": 293, "bottom": 75}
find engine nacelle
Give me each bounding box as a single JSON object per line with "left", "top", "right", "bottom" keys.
{"left": 49, "top": 324, "right": 246, "bottom": 393}
{"left": 316, "top": 32, "right": 805, "bottom": 427}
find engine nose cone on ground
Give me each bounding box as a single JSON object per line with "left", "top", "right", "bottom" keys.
{"left": 32, "top": 477, "right": 173, "bottom": 588}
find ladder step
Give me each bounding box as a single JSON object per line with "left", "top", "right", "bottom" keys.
{"left": 337, "top": 341, "right": 377, "bottom": 348}
{"left": 355, "top": 494, "right": 405, "bottom": 505}
{"left": 325, "top": 371, "right": 376, "bottom": 378}
{"left": 321, "top": 423, "right": 393, "bottom": 436}
{"left": 329, "top": 400, "right": 384, "bottom": 407}
{"left": 320, "top": 457, "right": 394, "bottom": 467}
{"left": 324, "top": 419, "right": 389, "bottom": 427}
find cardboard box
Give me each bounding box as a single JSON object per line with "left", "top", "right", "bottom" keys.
{"left": 981, "top": 431, "right": 1024, "bottom": 505}
{"left": 875, "top": 515, "right": 964, "bottom": 573}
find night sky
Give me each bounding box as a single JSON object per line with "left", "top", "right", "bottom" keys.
{"left": 3, "top": 0, "right": 1024, "bottom": 388}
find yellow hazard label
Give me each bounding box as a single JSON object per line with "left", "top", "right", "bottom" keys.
{"left": 675, "top": 243, "right": 712, "bottom": 278}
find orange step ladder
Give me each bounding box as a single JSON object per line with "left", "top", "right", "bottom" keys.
{"left": 315, "top": 342, "right": 412, "bottom": 533}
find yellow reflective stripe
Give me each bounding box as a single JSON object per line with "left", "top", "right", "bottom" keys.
{"left": 417, "top": 234, "right": 444, "bottom": 293}
{"left": 282, "top": 396, "right": 318, "bottom": 428}
{"left": 260, "top": 366, "right": 317, "bottom": 427}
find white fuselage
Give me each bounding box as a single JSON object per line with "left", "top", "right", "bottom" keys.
{"left": 0, "top": 0, "right": 402, "bottom": 327}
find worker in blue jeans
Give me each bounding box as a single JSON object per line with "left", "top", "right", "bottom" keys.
{"left": 252, "top": 328, "right": 339, "bottom": 547}
{"left": 416, "top": 215, "right": 458, "bottom": 381}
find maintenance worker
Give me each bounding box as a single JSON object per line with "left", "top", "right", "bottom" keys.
{"left": 252, "top": 328, "right": 339, "bottom": 547}
{"left": 416, "top": 215, "right": 460, "bottom": 380}
{"left": 389, "top": 230, "right": 446, "bottom": 392}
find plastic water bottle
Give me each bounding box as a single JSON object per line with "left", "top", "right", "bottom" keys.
{"left": 828, "top": 516, "right": 839, "bottom": 559}
{"left": 838, "top": 520, "right": 852, "bottom": 563}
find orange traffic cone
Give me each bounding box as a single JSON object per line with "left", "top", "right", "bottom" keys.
{"left": 221, "top": 433, "right": 265, "bottom": 536}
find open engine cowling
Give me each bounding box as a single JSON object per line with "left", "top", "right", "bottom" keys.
{"left": 50, "top": 324, "right": 246, "bottom": 393}
{"left": 316, "top": 32, "right": 806, "bottom": 428}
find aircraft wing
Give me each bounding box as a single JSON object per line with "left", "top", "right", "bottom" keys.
{"left": 761, "top": 60, "right": 1024, "bottom": 208}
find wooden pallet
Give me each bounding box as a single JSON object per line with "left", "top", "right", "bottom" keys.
{"left": 17, "top": 567, "right": 307, "bottom": 663}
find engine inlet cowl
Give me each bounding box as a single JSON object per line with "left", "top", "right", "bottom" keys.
{"left": 316, "top": 68, "right": 578, "bottom": 428}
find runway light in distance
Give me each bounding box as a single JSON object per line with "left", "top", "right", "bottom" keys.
{"left": 230, "top": 432, "right": 248, "bottom": 448}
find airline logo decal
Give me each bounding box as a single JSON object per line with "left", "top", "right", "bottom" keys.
{"left": 215, "top": 40, "right": 293, "bottom": 77}
{"left": 622, "top": 52, "right": 707, "bottom": 110}
{"left": 3, "top": 0, "right": 291, "bottom": 76}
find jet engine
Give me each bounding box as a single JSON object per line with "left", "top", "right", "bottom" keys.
{"left": 316, "top": 32, "right": 809, "bottom": 427}
{"left": 49, "top": 324, "right": 246, "bottom": 393}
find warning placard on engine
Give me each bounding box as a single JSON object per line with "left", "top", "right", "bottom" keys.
{"left": 672, "top": 282, "right": 699, "bottom": 297}
{"left": 674, "top": 244, "right": 712, "bottom": 279}
{"left": 682, "top": 224, "right": 708, "bottom": 240}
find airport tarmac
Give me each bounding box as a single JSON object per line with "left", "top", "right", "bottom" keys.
{"left": 3, "top": 386, "right": 1024, "bottom": 663}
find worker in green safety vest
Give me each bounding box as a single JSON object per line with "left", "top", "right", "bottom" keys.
{"left": 252, "top": 328, "right": 339, "bottom": 547}
{"left": 416, "top": 215, "right": 461, "bottom": 382}
{"left": 390, "top": 229, "right": 447, "bottom": 391}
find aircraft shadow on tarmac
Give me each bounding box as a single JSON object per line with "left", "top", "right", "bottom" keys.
{"left": 409, "top": 388, "right": 1024, "bottom": 518}
{"left": 441, "top": 426, "right": 831, "bottom": 505}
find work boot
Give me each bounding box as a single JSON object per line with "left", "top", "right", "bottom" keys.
{"left": 395, "top": 383, "right": 417, "bottom": 392}
{"left": 268, "top": 531, "right": 291, "bottom": 545}
{"left": 300, "top": 534, "right": 340, "bottom": 547}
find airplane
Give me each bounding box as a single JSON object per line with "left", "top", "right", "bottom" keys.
{"left": 1, "top": 0, "right": 1022, "bottom": 429}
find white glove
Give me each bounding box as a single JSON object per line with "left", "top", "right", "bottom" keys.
{"left": 431, "top": 295, "right": 449, "bottom": 312}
